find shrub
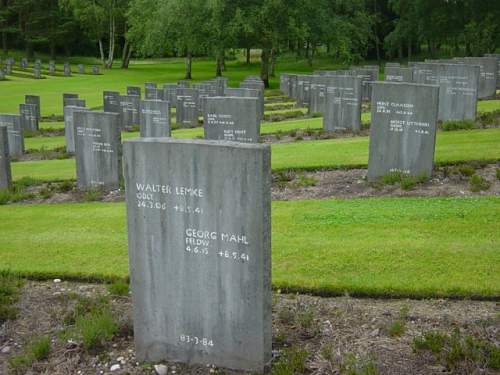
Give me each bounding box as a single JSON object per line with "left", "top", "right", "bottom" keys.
{"left": 388, "top": 320, "right": 405, "bottom": 337}
{"left": 107, "top": 280, "right": 129, "bottom": 296}
{"left": 341, "top": 353, "right": 379, "bottom": 375}
{"left": 412, "top": 331, "right": 447, "bottom": 354}
{"left": 294, "top": 174, "right": 317, "bottom": 188}
{"left": 76, "top": 308, "right": 118, "bottom": 351}
{"left": 8, "top": 336, "right": 51, "bottom": 374}
{"left": 469, "top": 175, "right": 491, "bottom": 192}
{"left": 458, "top": 165, "right": 476, "bottom": 177}
{"left": 271, "top": 347, "right": 309, "bottom": 375}
{"left": 441, "top": 120, "right": 476, "bottom": 131}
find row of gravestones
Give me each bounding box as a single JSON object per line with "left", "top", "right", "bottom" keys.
{"left": 280, "top": 55, "right": 498, "bottom": 134}
{"left": 0, "top": 57, "right": 100, "bottom": 80}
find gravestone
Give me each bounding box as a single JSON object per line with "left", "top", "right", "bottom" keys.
{"left": 459, "top": 57, "right": 498, "bottom": 98}
{"left": 139, "top": 100, "right": 171, "bottom": 137}
{"left": 352, "top": 67, "right": 379, "bottom": 100}
{"left": 92, "top": 65, "right": 100, "bottom": 75}
{"left": 204, "top": 97, "right": 260, "bottom": 143}
{"left": 323, "top": 76, "right": 362, "bottom": 133}
{"left": 5, "top": 61, "right": 12, "bottom": 75}
{"left": 127, "top": 86, "right": 142, "bottom": 97}
{"left": 25, "top": 95, "right": 41, "bottom": 119}
{"left": 33, "top": 67, "right": 41, "bottom": 79}
{"left": 177, "top": 80, "right": 190, "bottom": 88}
{"left": 280, "top": 74, "right": 290, "bottom": 96}
{"left": 64, "top": 105, "right": 89, "bottom": 153}
{"left": 193, "top": 83, "right": 214, "bottom": 113}
{"left": 0, "top": 126, "right": 11, "bottom": 190}
{"left": 145, "top": 82, "right": 157, "bottom": 90}
{"left": 48, "top": 61, "right": 56, "bottom": 75}
{"left": 119, "top": 95, "right": 141, "bottom": 130}
{"left": 484, "top": 53, "right": 500, "bottom": 89}
{"left": 20, "top": 58, "right": 28, "bottom": 69}
{"left": 65, "top": 98, "right": 86, "bottom": 108}
{"left": 0, "top": 114, "right": 24, "bottom": 158}
{"left": 240, "top": 79, "right": 265, "bottom": 92}
{"left": 63, "top": 93, "right": 79, "bottom": 108}
{"left": 412, "top": 63, "right": 479, "bottom": 121}
{"left": 103, "top": 91, "right": 121, "bottom": 114}
{"left": 385, "top": 67, "right": 413, "bottom": 83}
{"left": 145, "top": 87, "right": 165, "bottom": 100}
{"left": 163, "top": 84, "right": 178, "bottom": 107}
{"left": 176, "top": 88, "right": 199, "bottom": 128}
{"left": 385, "top": 63, "right": 401, "bottom": 68}
{"left": 19, "top": 104, "right": 39, "bottom": 131}
{"left": 295, "top": 75, "right": 312, "bottom": 107}
{"left": 35, "top": 59, "right": 41, "bottom": 66}
{"left": 367, "top": 82, "right": 439, "bottom": 181}
{"left": 224, "top": 87, "right": 264, "bottom": 120}
{"left": 214, "top": 77, "right": 228, "bottom": 96}
{"left": 288, "top": 74, "right": 298, "bottom": 100}
{"left": 0, "top": 69, "right": 4, "bottom": 80}
{"left": 64, "top": 63, "right": 71, "bottom": 76}
{"left": 78, "top": 64, "right": 85, "bottom": 74}
{"left": 123, "top": 138, "right": 271, "bottom": 372}
{"left": 73, "top": 111, "right": 122, "bottom": 190}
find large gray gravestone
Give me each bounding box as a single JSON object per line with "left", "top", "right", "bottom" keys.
{"left": 19, "top": 104, "right": 39, "bottom": 131}
{"left": 385, "top": 67, "right": 413, "bottom": 83}
{"left": 214, "top": 77, "right": 228, "bottom": 96}
{"left": 368, "top": 82, "right": 439, "bottom": 181}
{"left": 48, "top": 62, "right": 56, "bottom": 75}
{"left": 352, "top": 67, "right": 379, "bottom": 100}
{"left": 65, "top": 98, "right": 86, "bottom": 108}
{"left": 412, "top": 63, "right": 479, "bottom": 121}
{"left": 145, "top": 82, "right": 157, "bottom": 90}
{"left": 139, "top": 100, "right": 171, "bottom": 137}
{"left": 309, "top": 75, "right": 336, "bottom": 115}
{"left": 63, "top": 93, "right": 79, "bottom": 108}
{"left": 20, "top": 58, "right": 28, "bottom": 69}
{"left": 73, "top": 111, "right": 122, "bottom": 190}
{"left": 78, "top": 64, "right": 85, "bottom": 74}
{"left": 288, "top": 74, "right": 298, "bottom": 100}
{"left": 127, "top": 86, "right": 142, "bottom": 97}
{"left": 64, "top": 63, "right": 71, "bottom": 76}
{"left": 323, "top": 76, "right": 362, "bottom": 133}
{"left": 5, "top": 61, "right": 12, "bottom": 75}
{"left": 163, "top": 84, "right": 178, "bottom": 107}
{"left": 145, "top": 87, "right": 165, "bottom": 100}
{"left": 280, "top": 74, "right": 290, "bottom": 96}
{"left": 0, "top": 114, "right": 24, "bottom": 158}
{"left": 237, "top": 82, "right": 265, "bottom": 119}
{"left": 33, "top": 67, "right": 41, "bottom": 79}
{"left": 225, "top": 87, "right": 264, "bottom": 120}
{"left": 204, "top": 97, "right": 260, "bottom": 143}
{"left": 120, "top": 95, "right": 141, "bottom": 130}
{"left": 295, "top": 75, "right": 312, "bottom": 107}
{"left": 484, "top": 53, "right": 500, "bottom": 89}
{"left": 0, "top": 126, "right": 11, "bottom": 190}
{"left": 123, "top": 138, "right": 271, "bottom": 372}
{"left": 453, "top": 57, "right": 498, "bottom": 98}
{"left": 25, "top": 95, "right": 41, "bottom": 119}
{"left": 176, "top": 88, "right": 199, "bottom": 128}
{"left": 64, "top": 106, "right": 89, "bottom": 153}
{"left": 103, "top": 91, "right": 121, "bottom": 114}
{"left": 92, "top": 65, "right": 100, "bottom": 75}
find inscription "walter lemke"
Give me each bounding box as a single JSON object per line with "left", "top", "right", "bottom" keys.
{"left": 136, "top": 183, "right": 204, "bottom": 197}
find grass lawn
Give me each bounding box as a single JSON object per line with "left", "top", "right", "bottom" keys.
{"left": 13, "top": 128, "right": 500, "bottom": 181}
{"left": 0, "top": 197, "right": 498, "bottom": 299}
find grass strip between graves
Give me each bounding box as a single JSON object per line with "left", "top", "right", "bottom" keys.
{"left": 12, "top": 128, "right": 500, "bottom": 182}
{"left": 0, "top": 197, "right": 498, "bottom": 299}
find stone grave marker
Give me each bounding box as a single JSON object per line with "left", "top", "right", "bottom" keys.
{"left": 127, "top": 86, "right": 142, "bottom": 97}
{"left": 0, "top": 114, "right": 24, "bottom": 158}
{"left": 0, "top": 69, "right": 4, "bottom": 81}
{"left": 48, "top": 61, "right": 56, "bottom": 75}
{"left": 163, "top": 84, "right": 178, "bottom": 107}
{"left": 484, "top": 53, "right": 500, "bottom": 89}
{"left": 352, "top": 66, "right": 379, "bottom": 100}
{"left": 139, "top": 100, "right": 171, "bottom": 137}
{"left": 323, "top": 76, "right": 362, "bottom": 133}
{"left": 119, "top": 95, "right": 141, "bottom": 130}
{"left": 73, "top": 111, "right": 122, "bottom": 190}
{"left": 177, "top": 80, "right": 190, "bottom": 88}
{"left": 64, "top": 105, "right": 89, "bottom": 153}
{"left": 103, "top": 91, "right": 121, "bottom": 114}
{"left": 5, "top": 61, "right": 12, "bottom": 75}
{"left": 367, "top": 82, "right": 439, "bottom": 181}
{"left": 63, "top": 93, "right": 79, "bottom": 108}
{"left": 280, "top": 74, "right": 290, "bottom": 96}
{"left": 295, "top": 75, "right": 312, "bottom": 107}
{"left": 145, "top": 87, "right": 165, "bottom": 101}
{"left": 33, "top": 66, "right": 41, "bottom": 79}
{"left": 19, "top": 104, "right": 39, "bottom": 131}
{"left": 78, "top": 64, "right": 85, "bottom": 74}
{"left": 0, "top": 126, "right": 11, "bottom": 190}
{"left": 225, "top": 87, "right": 263, "bottom": 120}
{"left": 385, "top": 67, "right": 413, "bottom": 83}
{"left": 64, "top": 63, "right": 71, "bottom": 76}
{"left": 20, "top": 58, "right": 28, "bottom": 69}
{"left": 176, "top": 88, "right": 199, "bottom": 128}
{"left": 92, "top": 65, "right": 100, "bottom": 75}
{"left": 25, "top": 95, "right": 41, "bottom": 119}
{"left": 204, "top": 97, "right": 260, "bottom": 143}
{"left": 65, "top": 98, "right": 86, "bottom": 108}
{"left": 458, "top": 57, "right": 498, "bottom": 98}
{"left": 145, "top": 82, "right": 157, "bottom": 90}
{"left": 123, "top": 138, "right": 271, "bottom": 372}
{"left": 412, "top": 62, "right": 479, "bottom": 121}
{"left": 385, "top": 63, "right": 401, "bottom": 68}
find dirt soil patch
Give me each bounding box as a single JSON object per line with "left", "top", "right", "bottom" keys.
{"left": 0, "top": 280, "right": 498, "bottom": 374}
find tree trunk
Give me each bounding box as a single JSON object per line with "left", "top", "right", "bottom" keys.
{"left": 50, "top": 41, "right": 56, "bottom": 60}
{"left": 216, "top": 51, "right": 223, "bottom": 77}
{"left": 246, "top": 47, "right": 251, "bottom": 64}
{"left": 98, "top": 39, "right": 106, "bottom": 66}
{"left": 407, "top": 39, "right": 412, "bottom": 60}
{"left": 398, "top": 42, "right": 403, "bottom": 59}
{"left": 270, "top": 48, "right": 277, "bottom": 77}
{"left": 121, "top": 40, "right": 132, "bottom": 69}
{"left": 260, "top": 48, "right": 270, "bottom": 88}
{"left": 373, "top": 0, "right": 380, "bottom": 61}
{"left": 106, "top": 13, "right": 116, "bottom": 69}
{"left": 25, "top": 41, "right": 33, "bottom": 59}
{"left": 185, "top": 50, "right": 192, "bottom": 80}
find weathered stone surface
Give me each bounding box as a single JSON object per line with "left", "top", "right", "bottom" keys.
{"left": 19, "top": 104, "right": 39, "bottom": 131}
{"left": 77, "top": 64, "right": 85, "bottom": 74}
{"left": 453, "top": 57, "right": 498, "bottom": 98}
{"left": 280, "top": 74, "right": 290, "bottom": 96}
{"left": 323, "top": 76, "right": 362, "bottom": 133}
{"left": 33, "top": 67, "right": 41, "bottom": 79}
{"left": 145, "top": 82, "right": 157, "bottom": 90}
{"left": 385, "top": 63, "right": 401, "bottom": 68}
{"left": 176, "top": 88, "right": 199, "bottom": 128}
{"left": 224, "top": 87, "right": 264, "bottom": 120}
{"left": 368, "top": 82, "right": 439, "bottom": 181}
{"left": 64, "top": 63, "right": 71, "bottom": 76}
{"left": 309, "top": 75, "right": 337, "bottom": 115}
{"left": 73, "top": 111, "right": 122, "bottom": 190}
{"left": 177, "top": 80, "right": 190, "bottom": 88}
{"left": 163, "top": 84, "right": 178, "bottom": 107}
{"left": 0, "top": 126, "right": 11, "bottom": 189}
{"left": 0, "top": 114, "right": 24, "bottom": 158}
{"left": 103, "top": 91, "right": 121, "bottom": 114}
{"left": 384, "top": 67, "right": 413, "bottom": 83}
{"left": 295, "top": 75, "right": 312, "bottom": 107}
{"left": 139, "top": 100, "right": 171, "bottom": 137}
{"left": 204, "top": 97, "right": 260, "bottom": 143}
{"left": 240, "top": 80, "right": 265, "bottom": 93}
{"left": 127, "top": 87, "right": 141, "bottom": 97}
{"left": 412, "top": 63, "right": 479, "bottom": 121}
{"left": 63, "top": 93, "right": 79, "bottom": 108}
{"left": 65, "top": 98, "right": 86, "bottom": 108}
{"left": 145, "top": 87, "right": 165, "bottom": 101}
{"left": 64, "top": 106, "right": 89, "bottom": 153}
{"left": 484, "top": 53, "right": 500, "bottom": 89}
{"left": 352, "top": 67, "right": 379, "bottom": 100}
{"left": 119, "top": 95, "right": 141, "bottom": 130}
{"left": 25, "top": 95, "right": 41, "bottom": 119}
{"left": 123, "top": 138, "right": 271, "bottom": 372}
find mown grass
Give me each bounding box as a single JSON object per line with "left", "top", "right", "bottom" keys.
{"left": 0, "top": 197, "right": 498, "bottom": 299}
